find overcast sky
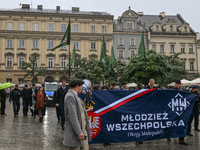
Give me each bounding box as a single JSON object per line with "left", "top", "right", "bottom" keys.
{"left": 1, "top": 0, "right": 199, "bottom": 33}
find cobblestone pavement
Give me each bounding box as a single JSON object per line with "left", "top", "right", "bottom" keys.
{"left": 0, "top": 99, "right": 200, "bottom": 150}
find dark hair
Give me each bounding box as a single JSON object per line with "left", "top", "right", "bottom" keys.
{"left": 39, "top": 86, "right": 44, "bottom": 91}
{"left": 137, "top": 83, "right": 143, "bottom": 89}
{"left": 111, "top": 81, "right": 117, "bottom": 86}
{"left": 175, "top": 80, "right": 181, "bottom": 84}
{"left": 32, "top": 83, "right": 35, "bottom": 86}
{"left": 122, "top": 81, "right": 127, "bottom": 85}
{"left": 101, "top": 85, "right": 109, "bottom": 90}
{"left": 69, "top": 79, "right": 84, "bottom": 88}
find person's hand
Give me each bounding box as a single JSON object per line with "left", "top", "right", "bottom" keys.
{"left": 18, "top": 93, "right": 20, "bottom": 95}
{"left": 78, "top": 133, "right": 84, "bottom": 140}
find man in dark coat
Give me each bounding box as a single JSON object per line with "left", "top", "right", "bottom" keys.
{"left": 146, "top": 79, "right": 157, "bottom": 89}
{"left": 28, "top": 83, "right": 38, "bottom": 117}
{"left": 9, "top": 85, "right": 22, "bottom": 117}
{"left": 55, "top": 80, "right": 69, "bottom": 130}
{"left": 53, "top": 85, "right": 61, "bottom": 122}
{"left": 22, "top": 85, "right": 30, "bottom": 116}
{"left": 0, "top": 88, "right": 7, "bottom": 115}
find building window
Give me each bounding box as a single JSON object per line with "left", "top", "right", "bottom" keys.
{"left": 49, "top": 24, "right": 54, "bottom": 31}
{"left": 189, "top": 45, "right": 193, "bottom": 53}
{"left": 91, "top": 26, "right": 96, "bottom": 33}
{"left": 7, "top": 22, "right": 13, "bottom": 30}
{"left": 130, "top": 39, "right": 135, "bottom": 46}
{"left": 118, "top": 38, "right": 124, "bottom": 46}
{"left": 33, "top": 23, "right": 38, "bottom": 31}
{"left": 130, "top": 50, "right": 135, "bottom": 58}
{"left": 74, "top": 41, "right": 79, "bottom": 49}
{"left": 181, "top": 45, "right": 185, "bottom": 53}
{"left": 34, "top": 57, "right": 38, "bottom": 68}
{"left": 156, "top": 26, "right": 159, "bottom": 31}
{"left": 60, "top": 57, "right": 66, "bottom": 68}
{"left": 74, "top": 25, "right": 79, "bottom": 32}
{"left": 190, "top": 62, "right": 194, "bottom": 70}
{"left": 170, "top": 25, "right": 173, "bottom": 32}
{"left": 48, "top": 41, "right": 54, "bottom": 49}
{"left": 184, "top": 26, "right": 187, "bottom": 32}
{"left": 18, "top": 57, "right": 25, "bottom": 67}
{"left": 33, "top": 40, "right": 38, "bottom": 48}
{"left": 91, "top": 42, "right": 96, "bottom": 50}
{"left": 182, "top": 62, "right": 185, "bottom": 69}
{"left": 152, "top": 45, "right": 156, "bottom": 50}
{"left": 6, "top": 78, "right": 12, "bottom": 83}
{"left": 48, "top": 57, "right": 54, "bottom": 68}
{"left": 19, "top": 23, "right": 25, "bottom": 31}
{"left": 170, "top": 45, "right": 175, "bottom": 53}
{"left": 6, "top": 57, "right": 13, "bottom": 67}
{"left": 61, "top": 45, "right": 66, "bottom": 49}
{"left": 7, "top": 40, "right": 13, "bottom": 48}
{"left": 119, "top": 50, "right": 124, "bottom": 58}
{"left": 127, "top": 23, "right": 133, "bottom": 29}
{"left": 102, "top": 26, "right": 107, "bottom": 33}
{"left": 61, "top": 24, "right": 66, "bottom": 32}
{"left": 18, "top": 78, "right": 24, "bottom": 85}
{"left": 160, "top": 45, "right": 164, "bottom": 52}
{"left": 19, "top": 40, "right": 25, "bottom": 48}
{"left": 104, "top": 43, "right": 107, "bottom": 50}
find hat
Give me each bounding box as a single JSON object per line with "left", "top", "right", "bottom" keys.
{"left": 24, "top": 85, "right": 28, "bottom": 87}
{"left": 15, "top": 84, "right": 19, "bottom": 87}
{"left": 192, "top": 85, "right": 199, "bottom": 89}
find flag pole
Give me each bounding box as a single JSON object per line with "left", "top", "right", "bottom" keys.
{"left": 69, "top": 44, "right": 71, "bottom": 82}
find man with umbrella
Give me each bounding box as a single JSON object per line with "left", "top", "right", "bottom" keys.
{"left": 9, "top": 85, "right": 22, "bottom": 117}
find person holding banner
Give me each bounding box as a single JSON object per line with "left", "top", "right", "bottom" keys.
{"left": 110, "top": 81, "right": 117, "bottom": 90}
{"left": 146, "top": 79, "right": 157, "bottom": 89}
{"left": 120, "top": 81, "right": 127, "bottom": 90}
{"left": 63, "top": 79, "right": 91, "bottom": 150}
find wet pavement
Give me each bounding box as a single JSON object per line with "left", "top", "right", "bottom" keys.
{"left": 1, "top": 99, "right": 200, "bottom": 150}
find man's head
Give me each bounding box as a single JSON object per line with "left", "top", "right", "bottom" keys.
{"left": 15, "top": 84, "right": 19, "bottom": 89}
{"left": 122, "top": 81, "right": 127, "bottom": 89}
{"left": 24, "top": 85, "right": 28, "bottom": 90}
{"left": 62, "top": 80, "right": 66, "bottom": 87}
{"left": 149, "top": 79, "right": 155, "bottom": 87}
{"left": 111, "top": 81, "right": 117, "bottom": 90}
{"left": 136, "top": 83, "right": 143, "bottom": 89}
{"left": 192, "top": 85, "right": 199, "bottom": 92}
{"left": 69, "top": 79, "right": 84, "bottom": 94}
{"left": 101, "top": 85, "right": 109, "bottom": 90}
{"left": 175, "top": 80, "right": 181, "bottom": 89}
{"left": 32, "top": 83, "right": 35, "bottom": 89}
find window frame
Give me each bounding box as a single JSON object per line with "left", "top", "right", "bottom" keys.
{"left": 181, "top": 45, "right": 185, "bottom": 53}
{"left": 61, "top": 24, "right": 66, "bottom": 32}
{"left": 190, "top": 62, "right": 194, "bottom": 70}
{"left": 152, "top": 44, "right": 156, "bottom": 51}
{"left": 6, "top": 57, "right": 13, "bottom": 67}
{"left": 91, "top": 25, "right": 96, "bottom": 33}
{"left": 19, "top": 23, "right": 25, "bottom": 31}
{"left": 33, "top": 40, "right": 38, "bottom": 48}
{"left": 130, "top": 50, "right": 135, "bottom": 58}
{"left": 7, "top": 40, "right": 13, "bottom": 48}
{"left": 118, "top": 50, "right": 124, "bottom": 59}
{"left": 48, "top": 24, "right": 54, "bottom": 32}
{"left": 91, "top": 42, "right": 96, "bottom": 50}
{"left": 118, "top": 38, "right": 124, "bottom": 46}
{"left": 47, "top": 57, "right": 54, "bottom": 68}
{"left": 130, "top": 38, "right": 135, "bottom": 46}
{"left": 7, "top": 22, "right": 13, "bottom": 30}
{"left": 18, "top": 57, "right": 25, "bottom": 67}
{"left": 33, "top": 23, "right": 39, "bottom": 31}
{"left": 170, "top": 45, "right": 175, "bottom": 53}
{"left": 74, "top": 25, "right": 79, "bottom": 32}
{"left": 60, "top": 57, "right": 66, "bottom": 68}
{"left": 102, "top": 26, "right": 107, "bottom": 33}
{"left": 160, "top": 45, "right": 164, "bottom": 53}
{"left": 48, "top": 41, "right": 54, "bottom": 49}
{"left": 189, "top": 45, "right": 193, "bottom": 53}
{"left": 34, "top": 57, "right": 38, "bottom": 68}
{"left": 19, "top": 40, "right": 25, "bottom": 48}
{"left": 74, "top": 41, "right": 79, "bottom": 50}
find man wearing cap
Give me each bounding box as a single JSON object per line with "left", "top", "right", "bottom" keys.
{"left": 187, "top": 85, "right": 200, "bottom": 136}
{"left": 22, "top": 85, "right": 30, "bottom": 116}
{"left": 63, "top": 79, "right": 91, "bottom": 150}
{"left": 9, "top": 85, "right": 22, "bottom": 117}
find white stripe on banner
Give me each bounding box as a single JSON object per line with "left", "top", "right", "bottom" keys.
{"left": 94, "top": 89, "right": 147, "bottom": 114}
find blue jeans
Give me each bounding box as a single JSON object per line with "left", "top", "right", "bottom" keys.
{"left": 13, "top": 100, "right": 20, "bottom": 115}
{"left": 22, "top": 100, "right": 29, "bottom": 115}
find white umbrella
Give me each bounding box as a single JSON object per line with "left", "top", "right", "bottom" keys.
{"left": 19, "top": 84, "right": 26, "bottom": 88}
{"left": 127, "top": 82, "right": 137, "bottom": 87}
{"left": 36, "top": 83, "right": 42, "bottom": 87}
{"left": 190, "top": 78, "right": 200, "bottom": 85}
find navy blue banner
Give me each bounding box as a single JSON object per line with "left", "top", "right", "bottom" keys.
{"left": 84, "top": 89, "right": 195, "bottom": 144}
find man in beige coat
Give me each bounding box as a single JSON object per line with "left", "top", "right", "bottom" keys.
{"left": 63, "top": 79, "right": 91, "bottom": 150}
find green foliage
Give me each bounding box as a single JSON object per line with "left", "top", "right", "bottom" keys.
{"left": 21, "top": 56, "right": 46, "bottom": 84}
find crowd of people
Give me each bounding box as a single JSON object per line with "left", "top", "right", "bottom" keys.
{"left": 0, "top": 78, "right": 199, "bottom": 149}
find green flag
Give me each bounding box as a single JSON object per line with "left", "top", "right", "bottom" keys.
{"left": 108, "top": 46, "right": 115, "bottom": 74}
{"left": 138, "top": 32, "right": 145, "bottom": 59}
{"left": 100, "top": 36, "right": 106, "bottom": 66}
{"left": 63, "top": 47, "right": 76, "bottom": 71}
{"left": 51, "top": 19, "right": 71, "bottom": 51}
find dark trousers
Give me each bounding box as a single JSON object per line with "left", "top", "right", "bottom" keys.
{"left": 188, "top": 107, "right": 199, "bottom": 132}
{"left": 1, "top": 101, "right": 6, "bottom": 115}
{"left": 22, "top": 100, "right": 29, "bottom": 115}
{"left": 60, "top": 108, "right": 65, "bottom": 127}
{"left": 56, "top": 106, "right": 60, "bottom": 121}
{"left": 13, "top": 100, "right": 20, "bottom": 115}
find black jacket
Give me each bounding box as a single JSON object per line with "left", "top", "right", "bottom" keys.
{"left": 28, "top": 88, "right": 38, "bottom": 102}
{"left": 0, "top": 89, "right": 7, "bottom": 101}
{"left": 9, "top": 88, "right": 22, "bottom": 101}
{"left": 56, "top": 86, "right": 69, "bottom": 109}
{"left": 22, "top": 88, "right": 29, "bottom": 101}
{"left": 146, "top": 85, "right": 157, "bottom": 89}
{"left": 191, "top": 91, "right": 200, "bottom": 107}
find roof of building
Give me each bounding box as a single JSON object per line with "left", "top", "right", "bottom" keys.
{"left": 0, "top": 7, "right": 112, "bottom": 16}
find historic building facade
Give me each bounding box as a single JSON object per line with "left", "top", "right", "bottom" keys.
{"left": 113, "top": 7, "right": 147, "bottom": 64}
{"left": 0, "top": 4, "right": 113, "bottom": 84}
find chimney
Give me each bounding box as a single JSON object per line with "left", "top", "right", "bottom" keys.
{"left": 37, "top": 5, "right": 43, "bottom": 11}
{"left": 72, "top": 7, "right": 79, "bottom": 12}
{"left": 138, "top": 12, "right": 143, "bottom": 16}
{"left": 159, "top": 12, "right": 165, "bottom": 18}
{"left": 22, "top": 4, "right": 30, "bottom": 10}
{"left": 56, "top": 6, "right": 60, "bottom": 11}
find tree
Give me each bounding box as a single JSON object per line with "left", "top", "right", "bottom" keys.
{"left": 21, "top": 56, "right": 46, "bottom": 84}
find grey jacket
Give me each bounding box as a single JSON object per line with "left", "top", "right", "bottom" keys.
{"left": 63, "top": 89, "right": 91, "bottom": 147}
